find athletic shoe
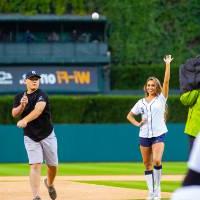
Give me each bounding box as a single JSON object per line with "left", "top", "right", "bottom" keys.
{"left": 44, "top": 178, "right": 57, "bottom": 200}
{"left": 33, "top": 196, "right": 41, "bottom": 200}
{"left": 146, "top": 192, "right": 154, "bottom": 200}
{"left": 154, "top": 187, "right": 161, "bottom": 200}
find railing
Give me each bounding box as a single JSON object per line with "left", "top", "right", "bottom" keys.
{"left": 0, "top": 42, "right": 110, "bottom": 64}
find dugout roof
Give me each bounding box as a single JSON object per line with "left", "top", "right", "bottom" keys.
{"left": 0, "top": 14, "right": 107, "bottom": 22}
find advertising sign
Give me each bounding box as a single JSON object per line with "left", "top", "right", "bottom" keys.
{"left": 0, "top": 66, "right": 103, "bottom": 93}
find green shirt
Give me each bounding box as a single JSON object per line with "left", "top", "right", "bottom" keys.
{"left": 180, "top": 90, "right": 200, "bottom": 137}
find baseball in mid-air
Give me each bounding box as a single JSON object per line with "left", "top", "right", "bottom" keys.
{"left": 92, "top": 12, "right": 99, "bottom": 20}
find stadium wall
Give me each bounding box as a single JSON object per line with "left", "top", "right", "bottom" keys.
{"left": 0, "top": 123, "right": 187, "bottom": 162}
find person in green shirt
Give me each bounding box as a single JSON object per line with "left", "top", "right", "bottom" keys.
{"left": 180, "top": 89, "right": 200, "bottom": 153}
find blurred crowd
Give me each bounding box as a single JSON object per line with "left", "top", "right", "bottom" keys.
{"left": 0, "top": 29, "right": 103, "bottom": 43}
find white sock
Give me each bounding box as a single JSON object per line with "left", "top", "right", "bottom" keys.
{"left": 145, "top": 170, "right": 154, "bottom": 193}
{"left": 154, "top": 165, "right": 162, "bottom": 190}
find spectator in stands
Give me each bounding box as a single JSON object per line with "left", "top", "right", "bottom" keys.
{"left": 0, "top": 30, "right": 11, "bottom": 42}
{"left": 24, "top": 30, "right": 36, "bottom": 43}
{"left": 0, "top": 30, "right": 3, "bottom": 41}
{"left": 47, "top": 32, "right": 59, "bottom": 42}
{"left": 71, "top": 29, "right": 78, "bottom": 42}
{"left": 78, "top": 32, "right": 90, "bottom": 42}
{"left": 91, "top": 31, "right": 101, "bottom": 43}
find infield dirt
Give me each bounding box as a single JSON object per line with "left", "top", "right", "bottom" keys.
{"left": 0, "top": 175, "right": 183, "bottom": 200}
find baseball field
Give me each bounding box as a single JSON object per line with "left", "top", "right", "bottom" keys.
{"left": 0, "top": 162, "right": 186, "bottom": 200}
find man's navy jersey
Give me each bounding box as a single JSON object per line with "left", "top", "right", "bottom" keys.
{"left": 13, "top": 89, "right": 53, "bottom": 142}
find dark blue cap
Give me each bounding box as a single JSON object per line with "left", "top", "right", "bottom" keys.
{"left": 25, "top": 71, "right": 41, "bottom": 79}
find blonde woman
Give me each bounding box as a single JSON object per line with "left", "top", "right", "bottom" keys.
{"left": 127, "top": 55, "right": 173, "bottom": 200}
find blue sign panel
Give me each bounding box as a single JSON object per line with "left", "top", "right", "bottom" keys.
{"left": 0, "top": 66, "right": 103, "bottom": 93}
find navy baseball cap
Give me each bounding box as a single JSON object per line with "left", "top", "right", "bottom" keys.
{"left": 25, "top": 71, "right": 41, "bottom": 79}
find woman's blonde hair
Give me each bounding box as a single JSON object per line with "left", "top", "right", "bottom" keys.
{"left": 143, "top": 76, "right": 162, "bottom": 97}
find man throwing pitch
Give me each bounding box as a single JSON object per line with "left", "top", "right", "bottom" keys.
{"left": 12, "top": 71, "right": 58, "bottom": 200}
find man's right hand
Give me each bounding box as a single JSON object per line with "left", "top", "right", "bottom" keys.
{"left": 20, "top": 95, "right": 28, "bottom": 108}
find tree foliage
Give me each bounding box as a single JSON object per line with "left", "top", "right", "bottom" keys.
{"left": 0, "top": 0, "right": 200, "bottom": 89}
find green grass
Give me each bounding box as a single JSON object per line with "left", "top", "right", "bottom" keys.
{"left": 0, "top": 162, "right": 187, "bottom": 176}
{"left": 0, "top": 162, "right": 184, "bottom": 198}
{"left": 78, "top": 180, "right": 181, "bottom": 192}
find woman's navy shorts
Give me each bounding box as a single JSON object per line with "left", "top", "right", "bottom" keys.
{"left": 139, "top": 133, "right": 166, "bottom": 147}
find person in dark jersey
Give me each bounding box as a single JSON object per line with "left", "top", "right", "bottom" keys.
{"left": 12, "top": 71, "right": 58, "bottom": 200}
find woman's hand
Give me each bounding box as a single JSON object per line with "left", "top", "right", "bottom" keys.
{"left": 163, "top": 55, "right": 173, "bottom": 64}
{"left": 138, "top": 118, "right": 146, "bottom": 127}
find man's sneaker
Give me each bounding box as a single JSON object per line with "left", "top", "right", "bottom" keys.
{"left": 44, "top": 178, "right": 57, "bottom": 200}
{"left": 33, "top": 196, "right": 41, "bottom": 200}
{"left": 146, "top": 192, "right": 154, "bottom": 200}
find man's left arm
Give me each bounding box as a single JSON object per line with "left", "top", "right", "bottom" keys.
{"left": 17, "top": 101, "right": 46, "bottom": 128}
